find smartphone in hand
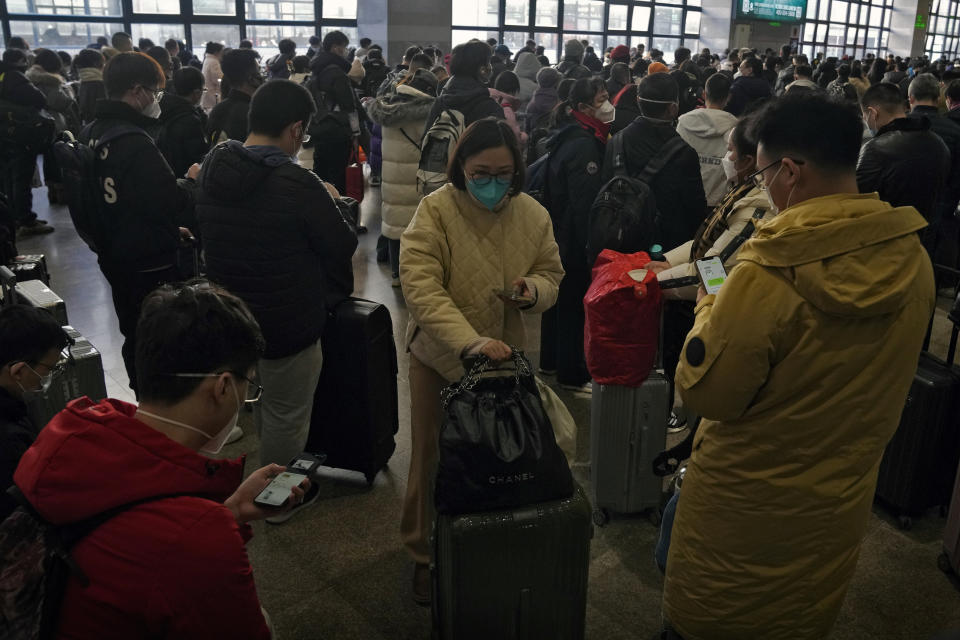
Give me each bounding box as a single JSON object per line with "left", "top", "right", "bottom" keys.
{"left": 695, "top": 257, "right": 728, "bottom": 296}
{"left": 493, "top": 288, "right": 534, "bottom": 305}
{"left": 253, "top": 452, "right": 325, "bottom": 508}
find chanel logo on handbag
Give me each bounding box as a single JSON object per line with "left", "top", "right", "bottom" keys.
{"left": 488, "top": 472, "right": 536, "bottom": 485}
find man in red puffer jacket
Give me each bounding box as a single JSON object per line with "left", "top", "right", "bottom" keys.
{"left": 14, "top": 281, "right": 307, "bottom": 639}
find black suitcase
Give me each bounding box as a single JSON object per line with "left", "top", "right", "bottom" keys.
{"left": 307, "top": 298, "right": 398, "bottom": 484}
{"left": 876, "top": 324, "right": 960, "bottom": 529}
{"left": 432, "top": 484, "right": 593, "bottom": 640}
{"left": 8, "top": 254, "right": 49, "bottom": 285}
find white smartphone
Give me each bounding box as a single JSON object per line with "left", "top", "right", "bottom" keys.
{"left": 695, "top": 257, "right": 728, "bottom": 296}
{"left": 253, "top": 472, "right": 305, "bottom": 508}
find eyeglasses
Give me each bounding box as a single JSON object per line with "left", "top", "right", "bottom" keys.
{"left": 165, "top": 371, "right": 263, "bottom": 404}
{"left": 468, "top": 171, "right": 515, "bottom": 186}
{"left": 27, "top": 360, "right": 66, "bottom": 378}
{"left": 137, "top": 85, "right": 163, "bottom": 100}
{"left": 746, "top": 157, "right": 805, "bottom": 191}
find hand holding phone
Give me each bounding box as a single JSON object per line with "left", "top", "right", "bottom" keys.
{"left": 494, "top": 278, "right": 534, "bottom": 306}
{"left": 695, "top": 257, "right": 728, "bottom": 296}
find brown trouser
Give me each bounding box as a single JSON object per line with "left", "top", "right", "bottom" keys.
{"left": 400, "top": 354, "right": 448, "bottom": 565}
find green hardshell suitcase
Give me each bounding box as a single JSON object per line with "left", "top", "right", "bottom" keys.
{"left": 432, "top": 484, "right": 592, "bottom": 640}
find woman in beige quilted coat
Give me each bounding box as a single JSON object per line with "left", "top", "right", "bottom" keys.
{"left": 398, "top": 118, "right": 565, "bottom": 605}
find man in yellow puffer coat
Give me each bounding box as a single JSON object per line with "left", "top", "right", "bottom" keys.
{"left": 662, "top": 94, "right": 936, "bottom": 639}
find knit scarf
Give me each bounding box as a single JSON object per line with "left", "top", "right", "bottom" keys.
{"left": 78, "top": 67, "right": 103, "bottom": 82}
{"left": 571, "top": 109, "right": 610, "bottom": 143}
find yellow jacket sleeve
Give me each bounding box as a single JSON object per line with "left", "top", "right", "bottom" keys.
{"left": 520, "top": 211, "right": 565, "bottom": 314}
{"left": 676, "top": 262, "right": 786, "bottom": 421}
{"left": 400, "top": 199, "right": 482, "bottom": 358}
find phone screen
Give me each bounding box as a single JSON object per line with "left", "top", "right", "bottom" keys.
{"left": 696, "top": 257, "right": 728, "bottom": 295}
{"left": 254, "top": 472, "right": 305, "bottom": 508}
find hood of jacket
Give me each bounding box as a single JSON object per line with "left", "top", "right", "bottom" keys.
{"left": 676, "top": 107, "right": 738, "bottom": 139}
{"left": 310, "top": 51, "right": 350, "bottom": 75}
{"left": 13, "top": 398, "right": 244, "bottom": 524}
{"left": 159, "top": 92, "right": 199, "bottom": 121}
{"left": 733, "top": 74, "right": 772, "bottom": 97}
{"left": 366, "top": 83, "right": 435, "bottom": 126}
{"left": 200, "top": 140, "right": 292, "bottom": 202}
{"left": 438, "top": 75, "right": 491, "bottom": 109}
{"left": 737, "top": 193, "right": 929, "bottom": 318}
{"left": 25, "top": 65, "right": 65, "bottom": 88}
{"left": 77, "top": 67, "right": 103, "bottom": 83}
{"left": 514, "top": 52, "right": 541, "bottom": 82}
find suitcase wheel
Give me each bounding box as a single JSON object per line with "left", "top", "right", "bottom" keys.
{"left": 938, "top": 552, "right": 954, "bottom": 574}
{"left": 897, "top": 515, "right": 913, "bottom": 530}
{"left": 592, "top": 508, "right": 610, "bottom": 527}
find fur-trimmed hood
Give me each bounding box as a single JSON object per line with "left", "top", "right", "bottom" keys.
{"left": 366, "top": 83, "right": 435, "bottom": 127}
{"left": 25, "top": 65, "right": 66, "bottom": 88}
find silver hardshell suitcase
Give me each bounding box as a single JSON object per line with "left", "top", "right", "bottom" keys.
{"left": 27, "top": 326, "right": 108, "bottom": 428}
{"left": 13, "top": 279, "right": 68, "bottom": 326}
{"left": 590, "top": 372, "right": 670, "bottom": 526}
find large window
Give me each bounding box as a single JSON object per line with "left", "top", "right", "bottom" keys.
{"left": 801, "top": 0, "right": 893, "bottom": 59}
{"left": 925, "top": 0, "right": 960, "bottom": 60}
{"left": 2, "top": 0, "right": 357, "bottom": 53}
{"left": 453, "top": 0, "right": 701, "bottom": 64}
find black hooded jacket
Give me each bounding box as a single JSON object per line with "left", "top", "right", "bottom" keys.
{"left": 308, "top": 51, "right": 358, "bottom": 142}
{"left": 80, "top": 100, "right": 196, "bottom": 272}
{"left": 725, "top": 75, "right": 772, "bottom": 116}
{"left": 857, "top": 116, "right": 951, "bottom": 223}
{"left": 601, "top": 116, "right": 708, "bottom": 252}
{"left": 424, "top": 75, "right": 504, "bottom": 132}
{"left": 207, "top": 89, "right": 252, "bottom": 143}
{"left": 0, "top": 387, "right": 34, "bottom": 519}
{"left": 158, "top": 92, "right": 209, "bottom": 178}
{"left": 196, "top": 141, "right": 357, "bottom": 359}
{"left": 0, "top": 61, "right": 46, "bottom": 108}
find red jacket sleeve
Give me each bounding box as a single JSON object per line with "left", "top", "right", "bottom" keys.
{"left": 150, "top": 504, "right": 270, "bottom": 640}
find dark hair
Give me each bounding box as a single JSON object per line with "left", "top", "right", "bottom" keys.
{"left": 220, "top": 48, "right": 260, "bottom": 84}
{"left": 7, "top": 36, "right": 28, "bottom": 50}
{"left": 322, "top": 30, "right": 349, "bottom": 52}
{"left": 705, "top": 72, "right": 731, "bottom": 103}
{"left": 730, "top": 113, "right": 758, "bottom": 161}
{"left": 248, "top": 78, "right": 316, "bottom": 137}
{"left": 56, "top": 50, "right": 72, "bottom": 69}
{"left": 410, "top": 52, "right": 433, "bottom": 72}
{"left": 291, "top": 54, "right": 310, "bottom": 73}
{"left": 780, "top": 45, "right": 792, "bottom": 59}
{"left": 557, "top": 77, "right": 576, "bottom": 100}
{"left": 909, "top": 73, "right": 941, "bottom": 102}
{"left": 75, "top": 48, "right": 104, "bottom": 69}
{"left": 403, "top": 45, "right": 422, "bottom": 63}
{"left": 494, "top": 70, "right": 520, "bottom": 95}
{"left": 861, "top": 81, "right": 906, "bottom": 111}
{"left": 359, "top": 37, "right": 371, "bottom": 48}
{"left": 742, "top": 57, "right": 762, "bottom": 76}
{"left": 553, "top": 76, "right": 606, "bottom": 127}
{"left": 172, "top": 65, "right": 203, "bottom": 95}
{"left": 836, "top": 63, "right": 851, "bottom": 79}
{"left": 638, "top": 72, "right": 678, "bottom": 118}
{"left": 850, "top": 60, "right": 863, "bottom": 79}
{"left": 34, "top": 48, "right": 62, "bottom": 73}
{"left": 1, "top": 49, "right": 27, "bottom": 67}
{"left": 205, "top": 41, "right": 224, "bottom": 55}
{"left": 675, "top": 47, "right": 691, "bottom": 64}
{"left": 136, "top": 282, "right": 264, "bottom": 405}
{"left": 610, "top": 62, "right": 631, "bottom": 84}
{"left": 111, "top": 31, "right": 132, "bottom": 49}
{"left": 447, "top": 117, "right": 524, "bottom": 195}
{"left": 449, "top": 40, "right": 492, "bottom": 78}
{"left": 795, "top": 64, "right": 813, "bottom": 78}
{"left": 138, "top": 38, "right": 155, "bottom": 51}
{"left": 164, "top": 38, "right": 179, "bottom": 52}
{"left": 239, "top": 39, "right": 253, "bottom": 49}
{"left": 946, "top": 79, "right": 960, "bottom": 103}
{"left": 0, "top": 305, "right": 69, "bottom": 370}
{"left": 793, "top": 53, "right": 809, "bottom": 66}
{"left": 765, "top": 56, "right": 780, "bottom": 71}
{"left": 751, "top": 93, "right": 862, "bottom": 171}
{"left": 146, "top": 46, "right": 171, "bottom": 71}
{"left": 276, "top": 38, "right": 296, "bottom": 55}
{"left": 103, "top": 52, "right": 165, "bottom": 98}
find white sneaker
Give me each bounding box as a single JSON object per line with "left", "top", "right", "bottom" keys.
{"left": 265, "top": 484, "right": 320, "bottom": 525}
{"left": 226, "top": 425, "right": 244, "bottom": 444}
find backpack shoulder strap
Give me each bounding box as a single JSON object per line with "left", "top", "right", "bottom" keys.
{"left": 717, "top": 206, "right": 766, "bottom": 263}
{"left": 398, "top": 127, "right": 421, "bottom": 151}
{"left": 638, "top": 135, "right": 688, "bottom": 184}
{"left": 94, "top": 123, "right": 151, "bottom": 150}
{"left": 610, "top": 132, "right": 627, "bottom": 177}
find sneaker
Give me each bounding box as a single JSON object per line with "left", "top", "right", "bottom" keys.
{"left": 356, "top": 225, "right": 368, "bottom": 235}
{"left": 265, "top": 483, "right": 320, "bottom": 525}
{"left": 667, "top": 411, "right": 688, "bottom": 434}
{"left": 537, "top": 367, "right": 557, "bottom": 377}
{"left": 369, "top": 175, "right": 382, "bottom": 187}
{"left": 412, "top": 562, "right": 431, "bottom": 606}
{"left": 560, "top": 382, "right": 593, "bottom": 395}
{"left": 17, "top": 221, "right": 55, "bottom": 237}
{"left": 226, "top": 424, "right": 244, "bottom": 444}
{"left": 391, "top": 276, "right": 401, "bottom": 288}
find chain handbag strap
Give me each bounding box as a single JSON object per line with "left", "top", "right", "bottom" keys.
{"left": 441, "top": 347, "right": 533, "bottom": 409}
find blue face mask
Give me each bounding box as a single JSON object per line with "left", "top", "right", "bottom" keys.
{"left": 467, "top": 177, "right": 512, "bottom": 210}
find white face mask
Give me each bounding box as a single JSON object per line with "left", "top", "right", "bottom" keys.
{"left": 762, "top": 164, "right": 786, "bottom": 214}
{"left": 721, "top": 152, "right": 739, "bottom": 182}
{"left": 18, "top": 363, "right": 55, "bottom": 402}
{"left": 595, "top": 100, "right": 616, "bottom": 124}
{"left": 142, "top": 91, "right": 162, "bottom": 119}
{"left": 137, "top": 380, "right": 241, "bottom": 456}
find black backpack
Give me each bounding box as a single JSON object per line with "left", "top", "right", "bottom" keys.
{"left": 52, "top": 124, "right": 150, "bottom": 254}
{"left": 0, "top": 72, "right": 56, "bottom": 161}
{"left": 0, "top": 486, "right": 187, "bottom": 640}
{"left": 587, "top": 133, "right": 687, "bottom": 265}
{"left": 523, "top": 152, "right": 551, "bottom": 207}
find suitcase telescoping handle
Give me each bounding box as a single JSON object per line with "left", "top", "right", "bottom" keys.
{"left": 0, "top": 265, "right": 16, "bottom": 308}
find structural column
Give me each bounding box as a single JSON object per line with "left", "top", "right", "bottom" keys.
{"left": 357, "top": 0, "right": 452, "bottom": 64}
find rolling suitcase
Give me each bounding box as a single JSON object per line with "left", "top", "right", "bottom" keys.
{"left": 307, "top": 298, "right": 398, "bottom": 484}
{"left": 432, "top": 484, "right": 592, "bottom": 640}
{"left": 875, "top": 303, "right": 960, "bottom": 529}
{"left": 590, "top": 373, "right": 670, "bottom": 526}
{"left": 11, "top": 279, "right": 68, "bottom": 325}
{"left": 8, "top": 254, "right": 49, "bottom": 284}
{"left": 26, "top": 326, "right": 108, "bottom": 428}
{"left": 940, "top": 462, "right": 960, "bottom": 575}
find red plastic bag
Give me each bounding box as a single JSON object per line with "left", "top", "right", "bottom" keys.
{"left": 345, "top": 150, "right": 365, "bottom": 203}
{"left": 583, "top": 249, "right": 662, "bottom": 387}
